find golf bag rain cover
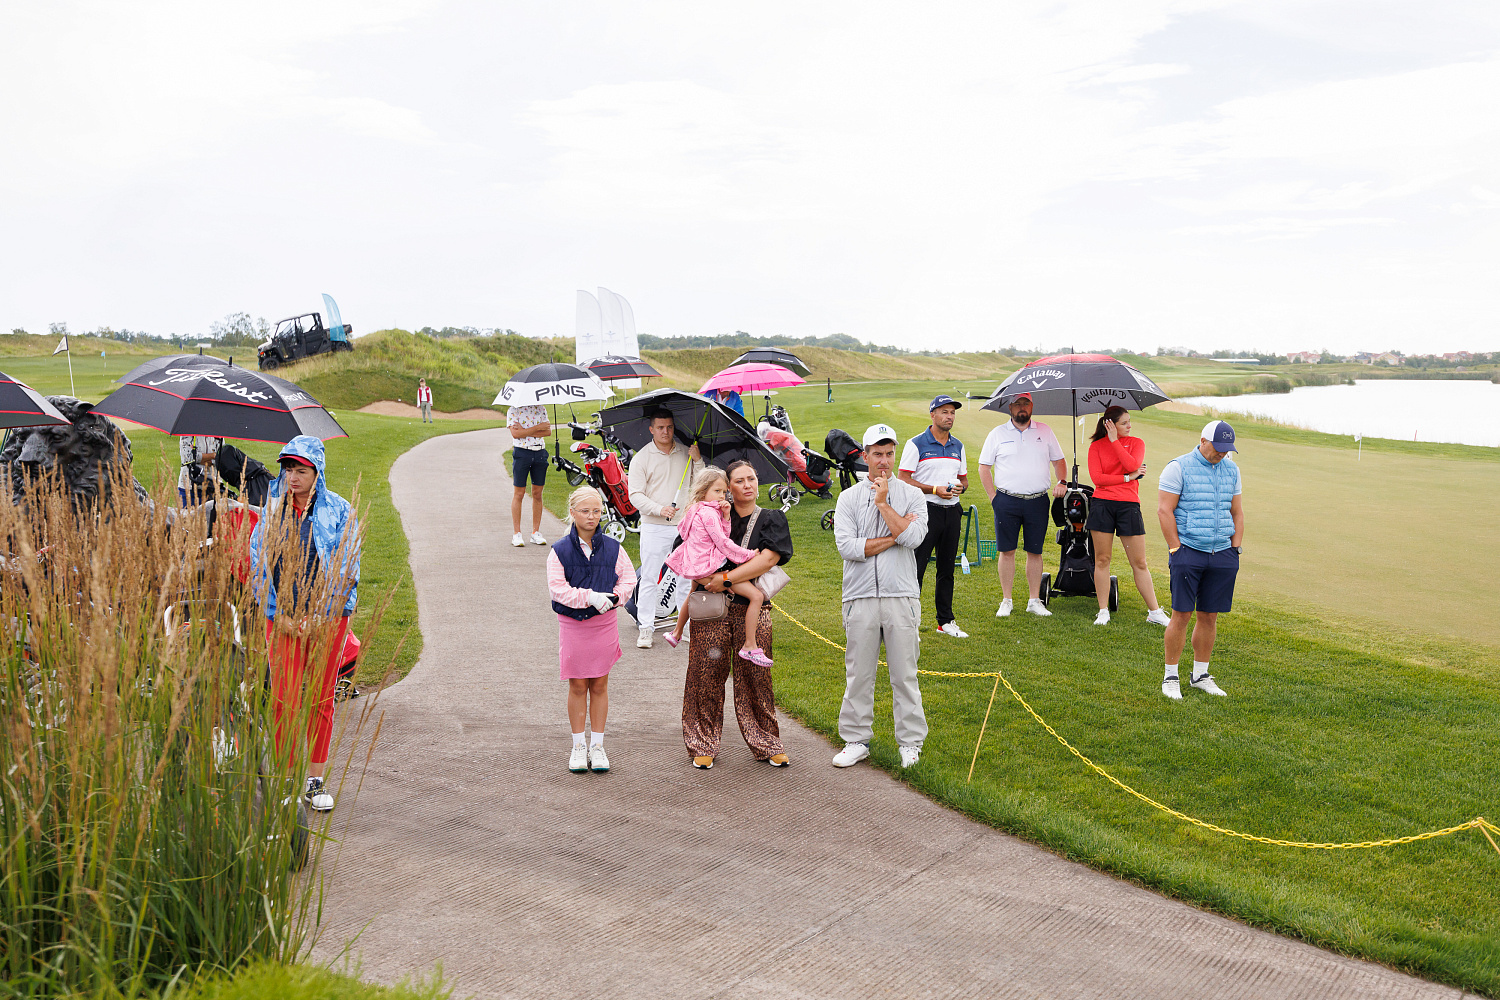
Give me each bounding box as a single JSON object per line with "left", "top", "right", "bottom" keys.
{"left": 1055, "top": 487, "right": 1095, "bottom": 589}
{"left": 593, "top": 450, "right": 636, "bottom": 517}
{"left": 825, "top": 429, "right": 862, "bottom": 466}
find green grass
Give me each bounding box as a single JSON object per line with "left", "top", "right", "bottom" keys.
{"left": 538, "top": 379, "right": 1500, "bottom": 995}
{"left": 179, "top": 962, "right": 447, "bottom": 1000}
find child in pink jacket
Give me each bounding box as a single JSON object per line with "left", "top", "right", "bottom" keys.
{"left": 663, "top": 467, "right": 772, "bottom": 666}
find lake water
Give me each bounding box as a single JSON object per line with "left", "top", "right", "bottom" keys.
{"left": 1176, "top": 379, "right": 1500, "bottom": 448}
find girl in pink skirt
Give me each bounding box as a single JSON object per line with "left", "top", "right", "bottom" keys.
{"left": 662, "top": 467, "right": 770, "bottom": 666}
{"left": 546, "top": 486, "right": 637, "bottom": 773}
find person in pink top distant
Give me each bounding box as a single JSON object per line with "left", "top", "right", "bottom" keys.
{"left": 662, "top": 467, "right": 768, "bottom": 666}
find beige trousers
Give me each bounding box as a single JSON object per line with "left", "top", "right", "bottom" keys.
{"left": 839, "top": 596, "right": 927, "bottom": 748}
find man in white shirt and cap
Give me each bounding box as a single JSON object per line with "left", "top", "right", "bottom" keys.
{"left": 977, "top": 392, "right": 1067, "bottom": 617}
{"left": 831, "top": 423, "right": 930, "bottom": 770}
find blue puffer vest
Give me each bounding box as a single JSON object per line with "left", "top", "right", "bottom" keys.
{"left": 550, "top": 526, "right": 622, "bottom": 621}
{"left": 1169, "top": 448, "right": 1240, "bottom": 553}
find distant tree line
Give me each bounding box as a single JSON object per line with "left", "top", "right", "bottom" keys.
{"left": 639, "top": 331, "right": 935, "bottom": 355}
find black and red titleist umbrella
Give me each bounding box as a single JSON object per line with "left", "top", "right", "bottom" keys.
{"left": 0, "top": 371, "right": 72, "bottom": 430}
{"left": 93, "top": 362, "right": 346, "bottom": 442}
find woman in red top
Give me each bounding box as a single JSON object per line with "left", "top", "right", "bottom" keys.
{"left": 1086, "top": 405, "right": 1169, "bottom": 627}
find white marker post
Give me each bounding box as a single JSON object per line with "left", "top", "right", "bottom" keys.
{"left": 1354, "top": 432, "right": 1362, "bottom": 460}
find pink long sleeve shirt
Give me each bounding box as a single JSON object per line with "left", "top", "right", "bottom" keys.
{"left": 664, "top": 501, "right": 760, "bottom": 580}
{"left": 545, "top": 542, "right": 637, "bottom": 609}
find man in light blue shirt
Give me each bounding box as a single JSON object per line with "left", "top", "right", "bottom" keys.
{"left": 1156, "top": 420, "right": 1245, "bottom": 700}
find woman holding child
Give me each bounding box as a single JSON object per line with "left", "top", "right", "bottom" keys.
{"left": 679, "top": 460, "right": 793, "bottom": 769}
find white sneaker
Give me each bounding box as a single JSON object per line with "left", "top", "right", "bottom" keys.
{"left": 303, "top": 776, "right": 334, "bottom": 812}
{"left": 1026, "top": 598, "right": 1052, "bottom": 617}
{"left": 1146, "top": 608, "right": 1172, "bottom": 626}
{"left": 1162, "top": 674, "right": 1182, "bottom": 701}
{"left": 832, "top": 743, "right": 870, "bottom": 768}
{"left": 530, "top": 531, "right": 547, "bottom": 545}
{"left": 1191, "top": 673, "right": 1227, "bottom": 697}
{"left": 511, "top": 533, "right": 525, "bottom": 547}
{"left": 938, "top": 621, "right": 968, "bottom": 638}
{"left": 568, "top": 743, "right": 589, "bottom": 772}
{"left": 1094, "top": 609, "right": 1110, "bottom": 626}
{"left": 588, "top": 745, "right": 610, "bottom": 772}
{"left": 899, "top": 746, "right": 921, "bottom": 768}
{"left": 636, "top": 626, "right": 654, "bottom": 649}
{"left": 995, "top": 599, "right": 1013, "bottom": 617}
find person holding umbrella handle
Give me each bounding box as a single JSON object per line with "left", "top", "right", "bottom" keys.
{"left": 977, "top": 393, "right": 1067, "bottom": 618}
{"left": 626, "top": 408, "right": 702, "bottom": 648}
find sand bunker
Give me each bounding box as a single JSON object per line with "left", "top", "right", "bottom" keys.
{"left": 357, "top": 401, "right": 503, "bottom": 420}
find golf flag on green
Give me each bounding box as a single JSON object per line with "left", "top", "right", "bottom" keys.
{"left": 53, "top": 334, "right": 75, "bottom": 395}
{"left": 52, "top": 335, "right": 68, "bottom": 355}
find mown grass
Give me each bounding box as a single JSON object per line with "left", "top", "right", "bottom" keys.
{"left": 534, "top": 379, "right": 1500, "bottom": 994}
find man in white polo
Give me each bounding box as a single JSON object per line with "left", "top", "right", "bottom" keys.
{"left": 627, "top": 408, "right": 702, "bottom": 648}
{"left": 978, "top": 392, "right": 1067, "bottom": 617}
{"left": 832, "top": 423, "right": 929, "bottom": 770}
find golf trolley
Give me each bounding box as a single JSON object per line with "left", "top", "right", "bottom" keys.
{"left": 759, "top": 422, "right": 834, "bottom": 508}
{"left": 552, "top": 423, "right": 639, "bottom": 541}
{"left": 1038, "top": 482, "right": 1117, "bottom": 612}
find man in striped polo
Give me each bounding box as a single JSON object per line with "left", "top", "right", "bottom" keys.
{"left": 898, "top": 394, "right": 970, "bottom": 638}
{"left": 1156, "top": 419, "right": 1245, "bottom": 700}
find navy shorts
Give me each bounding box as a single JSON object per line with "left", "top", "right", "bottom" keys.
{"left": 1086, "top": 497, "right": 1146, "bottom": 537}
{"left": 1168, "top": 545, "right": 1239, "bottom": 614}
{"left": 511, "top": 447, "right": 549, "bottom": 487}
{"left": 992, "top": 493, "right": 1049, "bottom": 555}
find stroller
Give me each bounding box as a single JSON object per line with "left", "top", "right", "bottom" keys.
{"left": 1038, "top": 482, "right": 1117, "bottom": 612}
{"left": 823, "top": 429, "right": 868, "bottom": 492}
{"left": 759, "top": 422, "right": 833, "bottom": 505}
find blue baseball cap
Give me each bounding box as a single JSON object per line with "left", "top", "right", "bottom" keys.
{"left": 1200, "top": 419, "right": 1237, "bottom": 452}
{"left": 929, "top": 394, "right": 962, "bottom": 412}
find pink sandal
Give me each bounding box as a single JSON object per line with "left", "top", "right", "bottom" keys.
{"left": 664, "top": 633, "right": 682, "bottom": 648}
{"left": 737, "top": 647, "right": 773, "bottom": 668}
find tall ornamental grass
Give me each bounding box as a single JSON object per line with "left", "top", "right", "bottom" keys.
{"left": 1, "top": 463, "right": 378, "bottom": 998}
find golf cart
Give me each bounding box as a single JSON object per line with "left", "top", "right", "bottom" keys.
{"left": 257, "top": 313, "right": 352, "bottom": 371}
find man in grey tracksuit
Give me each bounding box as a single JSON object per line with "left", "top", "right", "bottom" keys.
{"left": 832, "top": 423, "right": 930, "bottom": 770}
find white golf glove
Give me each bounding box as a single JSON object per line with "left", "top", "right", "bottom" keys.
{"left": 587, "top": 591, "right": 616, "bottom": 614}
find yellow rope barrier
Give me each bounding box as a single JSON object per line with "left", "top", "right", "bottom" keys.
{"left": 771, "top": 603, "right": 1500, "bottom": 854}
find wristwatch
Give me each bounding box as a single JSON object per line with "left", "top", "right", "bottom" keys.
{"left": 1168, "top": 545, "right": 1181, "bottom": 554}
{"left": 1231, "top": 546, "right": 1242, "bottom": 555}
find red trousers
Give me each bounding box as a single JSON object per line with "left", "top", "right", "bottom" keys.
{"left": 265, "top": 615, "right": 350, "bottom": 767}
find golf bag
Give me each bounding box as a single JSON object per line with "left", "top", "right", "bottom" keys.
{"left": 1042, "top": 482, "right": 1117, "bottom": 611}
{"left": 591, "top": 448, "right": 636, "bottom": 520}
{"left": 759, "top": 424, "right": 832, "bottom": 499}
{"left": 766, "top": 404, "right": 795, "bottom": 436}
{"left": 823, "top": 429, "right": 868, "bottom": 491}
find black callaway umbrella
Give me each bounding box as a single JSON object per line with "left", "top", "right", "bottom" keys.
{"left": 597, "top": 388, "right": 788, "bottom": 485}
{"left": 730, "top": 347, "right": 811, "bottom": 378}
{"left": 0, "top": 371, "right": 72, "bottom": 429}
{"left": 93, "top": 362, "right": 346, "bottom": 442}
{"left": 982, "top": 353, "right": 1170, "bottom": 480}
{"left": 585, "top": 354, "right": 661, "bottom": 381}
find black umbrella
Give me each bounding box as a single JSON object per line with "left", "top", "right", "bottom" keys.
{"left": 597, "top": 388, "right": 788, "bottom": 484}
{"left": 0, "top": 371, "right": 71, "bottom": 429}
{"left": 981, "top": 353, "right": 1170, "bottom": 480}
{"left": 585, "top": 354, "right": 661, "bottom": 381}
{"left": 730, "top": 347, "right": 811, "bottom": 378}
{"left": 115, "top": 352, "right": 232, "bottom": 384}
{"left": 93, "top": 362, "right": 346, "bottom": 442}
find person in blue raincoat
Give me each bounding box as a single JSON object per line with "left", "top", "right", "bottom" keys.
{"left": 702, "top": 387, "right": 744, "bottom": 416}
{"left": 249, "top": 435, "right": 360, "bottom": 813}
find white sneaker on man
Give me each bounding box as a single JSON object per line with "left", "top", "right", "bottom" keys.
{"left": 512, "top": 533, "right": 525, "bottom": 547}
{"left": 1094, "top": 609, "right": 1110, "bottom": 626}
{"left": 636, "top": 626, "right": 654, "bottom": 649}
{"left": 530, "top": 531, "right": 547, "bottom": 545}
{"left": 995, "top": 599, "right": 1013, "bottom": 617}
{"left": 1146, "top": 608, "right": 1172, "bottom": 626}
{"left": 1191, "top": 672, "right": 1228, "bottom": 697}
{"left": 588, "top": 745, "right": 610, "bottom": 772}
{"left": 899, "top": 746, "right": 921, "bottom": 768}
{"left": 832, "top": 743, "right": 870, "bottom": 768}
{"left": 1026, "top": 598, "right": 1052, "bottom": 617}
{"left": 1162, "top": 674, "right": 1182, "bottom": 701}
{"left": 938, "top": 621, "right": 968, "bottom": 638}
{"left": 568, "top": 743, "right": 589, "bottom": 773}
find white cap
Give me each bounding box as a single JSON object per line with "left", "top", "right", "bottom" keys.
{"left": 862, "top": 423, "right": 899, "bottom": 449}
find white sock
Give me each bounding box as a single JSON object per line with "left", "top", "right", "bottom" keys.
{"left": 590, "top": 731, "right": 604, "bottom": 747}
{"left": 1192, "top": 660, "right": 1210, "bottom": 681}
{"left": 572, "top": 732, "right": 586, "bottom": 747}
{"left": 1164, "top": 664, "right": 1178, "bottom": 679}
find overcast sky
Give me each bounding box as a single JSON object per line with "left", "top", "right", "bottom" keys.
{"left": 3, "top": 1, "right": 1497, "bottom": 355}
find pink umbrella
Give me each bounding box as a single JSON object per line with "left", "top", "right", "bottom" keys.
{"left": 700, "top": 363, "right": 806, "bottom": 394}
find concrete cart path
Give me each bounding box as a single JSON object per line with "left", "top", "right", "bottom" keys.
{"left": 314, "top": 428, "right": 1456, "bottom": 1000}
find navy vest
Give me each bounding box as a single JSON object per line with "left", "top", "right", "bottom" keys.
{"left": 550, "top": 527, "right": 622, "bottom": 621}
